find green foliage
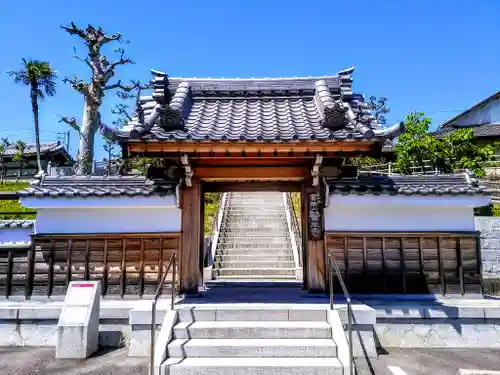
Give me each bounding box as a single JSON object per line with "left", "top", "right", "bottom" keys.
{"left": 0, "top": 182, "right": 36, "bottom": 219}
{"left": 348, "top": 155, "right": 386, "bottom": 168}
{"left": 492, "top": 204, "right": 500, "bottom": 217}
{"left": 204, "top": 193, "right": 221, "bottom": 234}
{"left": 395, "top": 112, "right": 495, "bottom": 177}
{"left": 8, "top": 58, "right": 57, "bottom": 100}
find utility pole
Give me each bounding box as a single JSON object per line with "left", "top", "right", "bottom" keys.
{"left": 56, "top": 131, "right": 70, "bottom": 153}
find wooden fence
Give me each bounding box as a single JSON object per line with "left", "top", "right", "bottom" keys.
{"left": 0, "top": 233, "right": 181, "bottom": 298}
{"left": 326, "top": 232, "right": 482, "bottom": 295}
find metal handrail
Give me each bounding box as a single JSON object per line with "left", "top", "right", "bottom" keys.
{"left": 205, "top": 193, "right": 223, "bottom": 268}
{"left": 285, "top": 193, "right": 302, "bottom": 267}
{"left": 150, "top": 253, "right": 177, "bottom": 375}
{"left": 328, "top": 252, "right": 354, "bottom": 375}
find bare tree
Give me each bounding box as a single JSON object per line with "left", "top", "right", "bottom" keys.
{"left": 60, "top": 22, "right": 141, "bottom": 175}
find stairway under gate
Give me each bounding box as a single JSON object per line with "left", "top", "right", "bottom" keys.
{"left": 211, "top": 192, "right": 299, "bottom": 282}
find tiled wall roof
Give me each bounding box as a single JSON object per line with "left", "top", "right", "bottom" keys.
{"left": 18, "top": 175, "right": 176, "bottom": 198}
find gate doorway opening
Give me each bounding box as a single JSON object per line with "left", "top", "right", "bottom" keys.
{"left": 202, "top": 189, "right": 303, "bottom": 287}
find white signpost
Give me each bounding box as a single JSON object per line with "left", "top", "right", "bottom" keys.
{"left": 56, "top": 281, "right": 100, "bottom": 359}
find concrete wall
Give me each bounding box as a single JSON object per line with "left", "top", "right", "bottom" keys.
{"left": 475, "top": 217, "right": 500, "bottom": 279}
{"left": 325, "top": 195, "right": 485, "bottom": 232}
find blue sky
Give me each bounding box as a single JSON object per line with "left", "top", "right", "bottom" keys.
{"left": 0, "top": 0, "right": 499, "bottom": 160}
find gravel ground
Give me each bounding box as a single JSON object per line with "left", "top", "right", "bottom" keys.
{"left": 0, "top": 347, "right": 148, "bottom": 375}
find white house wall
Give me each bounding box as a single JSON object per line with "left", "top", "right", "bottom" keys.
{"left": 0, "top": 227, "right": 33, "bottom": 245}
{"left": 324, "top": 195, "right": 484, "bottom": 232}
{"left": 35, "top": 207, "right": 182, "bottom": 234}
{"left": 447, "top": 95, "right": 500, "bottom": 127}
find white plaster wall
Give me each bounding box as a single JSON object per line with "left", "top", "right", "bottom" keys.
{"left": 325, "top": 195, "right": 479, "bottom": 232}
{"left": 447, "top": 95, "right": 500, "bottom": 127}
{"left": 35, "top": 207, "right": 181, "bottom": 234}
{"left": 0, "top": 227, "right": 33, "bottom": 244}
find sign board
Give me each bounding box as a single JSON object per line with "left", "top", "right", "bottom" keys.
{"left": 56, "top": 280, "right": 100, "bottom": 359}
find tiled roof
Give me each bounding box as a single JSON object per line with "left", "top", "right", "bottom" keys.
{"left": 18, "top": 175, "right": 176, "bottom": 198}
{"left": 0, "top": 220, "right": 35, "bottom": 229}
{"left": 101, "top": 67, "right": 404, "bottom": 144}
{"left": 327, "top": 174, "right": 490, "bottom": 196}
{"left": 4, "top": 141, "right": 65, "bottom": 156}
{"left": 435, "top": 123, "right": 500, "bottom": 138}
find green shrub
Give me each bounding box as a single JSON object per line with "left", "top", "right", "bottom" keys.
{"left": 0, "top": 182, "right": 36, "bottom": 219}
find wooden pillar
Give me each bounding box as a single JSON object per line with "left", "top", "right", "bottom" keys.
{"left": 301, "top": 179, "right": 326, "bottom": 293}
{"left": 180, "top": 178, "right": 202, "bottom": 295}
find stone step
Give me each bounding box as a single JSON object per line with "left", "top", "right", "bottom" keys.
{"left": 215, "top": 254, "right": 294, "bottom": 261}
{"left": 218, "top": 236, "right": 290, "bottom": 243}
{"left": 214, "top": 260, "right": 295, "bottom": 269}
{"left": 219, "top": 231, "right": 289, "bottom": 237}
{"left": 216, "top": 244, "right": 292, "bottom": 250}
{"left": 167, "top": 338, "right": 337, "bottom": 358}
{"left": 173, "top": 321, "right": 331, "bottom": 339}
{"left": 223, "top": 219, "right": 288, "bottom": 225}
{"left": 167, "top": 357, "right": 343, "bottom": 375}
{"left": 211, "top": 274, "right": 297, "bottom": 280}
{"left": 223, "top": 224, "right": 289, "bottom": 230}
{"left": 204, "top": 280, "right": 303, "bottom": 288}
{"left": 214, "top": 268, "right": 296, "bottom": 277}
{"left": 215, "top": 251, "right": 293, "bottom": 259}
{"left": 177, "top": 307, "right": 327, "bottom": 322}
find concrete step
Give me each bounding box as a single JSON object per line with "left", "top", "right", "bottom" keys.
{"left": 214, "top": 260, "right": 295, "bottom": 269}
{"left": 173, "top": 321, "right": 331, "bottom": 339}
{"left": 218, "top": 237, "right": 290, "bottom": 243}
{"left": 223, "top": 224, "right": 289, "bottom": 230}
{"left": 167, "top": 338, "right": 337, "bottom": 358}
{"left": 214, "top": 268, "right": 296, "bottom": 277}
{"left": 167, "top": 357, "right": 343, "bottom": 375}
{"left": 215, "top": 254, "right": 294, "bottom": 262}
{"left": 222, "top": 219, "right": 288, "bottom": 225}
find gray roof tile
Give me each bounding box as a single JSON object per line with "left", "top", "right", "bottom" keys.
{"left": 18, "top": 175, "right": 175, "bottom": 198}
{"left": 0, "top": 220, "right": 35, "bottom": 229}
{"left": 101, "top": 68, "right": 404, "bottom": 143}
{"left": 3, "top": 141, "right": 65, "bottom": 156}
{"left": 327, "top": 174, "right": 490, "bottom": 196}
{"left": 435, "top": 123, "right": 500, "bottom": 138}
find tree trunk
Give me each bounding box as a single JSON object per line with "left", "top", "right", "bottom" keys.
{"left": 30, "top": 89, "right": 43, "bottom": 174}
{"left": 75, "top": 97, "right": 100, "bottom": 175}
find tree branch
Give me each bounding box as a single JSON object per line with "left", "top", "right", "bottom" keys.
{"left": 103, "top": 79, "right": 141, "bottom": 92}
{"left": 61, "top": 22, "right": 89, "bottom": 41}
{"left": 58, "top": 116, "right": 81, "bottom": 134}
{"left": 63, "top": 75, "right": 90, "bottom": 96}
{"left": 72, "top": 46, "right": 93, "bottom": 70}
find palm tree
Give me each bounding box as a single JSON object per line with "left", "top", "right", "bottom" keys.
{"left": 13, "top": 141, "right": 29, "bottom": 181}
{"left": 8, "top": 59, "right": 57, "bottom": 174}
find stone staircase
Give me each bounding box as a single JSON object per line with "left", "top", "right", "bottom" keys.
{"left": 164, "top": 306, "right": 343, "bottom": 375}
{"left": 212, "top": 192, "right": 297, "bottom": 280}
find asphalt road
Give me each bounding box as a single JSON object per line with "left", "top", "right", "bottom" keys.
{"left": 0, "top": 347, "right": 499, "bottom": 375}
{"left": 0, "top": 347, "right": 148, "bottom": 375}
{"left": 355, "top": 348, "right": 500, "bottom": 375}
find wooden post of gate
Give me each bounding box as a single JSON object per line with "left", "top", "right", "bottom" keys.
{"left": 302, "top": 178, "right": 326, "bottom": 293}
{"left": 180, "top": 177, "right": 202, "bottom": 295}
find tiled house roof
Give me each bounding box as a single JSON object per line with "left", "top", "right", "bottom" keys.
{"left": 101, "top": 67, "right": 404, "bottom": 144}
{"left": 434, "top": 123, "right": 500, "bottom": 138}
{"left": 18, "top": 175, "right": 176, "bottom": 198}
{"left": 327, "top": 173, "right": 490, "bottom": 196}
{"left": 3, "top": 141, "right": 65, "bottom": 157}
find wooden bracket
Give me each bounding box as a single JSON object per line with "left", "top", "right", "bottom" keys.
{"left": 323, "top": 177, "right": 330, "bottom": 207}
{"left": 175, "top": 180, "right": 182, "bottom": 208}
{"left": 180, "top": 154, "right": 193, "bottom": 187}
{"left": 311, "top": 154, "right": 324, "bottom": 187}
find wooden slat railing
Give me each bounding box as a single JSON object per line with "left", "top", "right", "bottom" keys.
{"left": 0, "top": 233, "right": 181, "bottom": 299}
{"left": 326, "top": 231, "right": 482, "bottom": 295}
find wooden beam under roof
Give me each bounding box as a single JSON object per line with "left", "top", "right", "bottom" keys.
{"left": 127, "top": 140, "right": 376, "bottom": 155}
{"left": 194, "top": 166, "right": 309, "bottom": 181}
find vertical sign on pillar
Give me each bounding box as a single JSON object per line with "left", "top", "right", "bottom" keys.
{"left": 305, "top": 180, "right": 326, "bottom": 293}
